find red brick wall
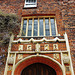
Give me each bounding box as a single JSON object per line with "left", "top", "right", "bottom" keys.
{"left": 0, "top": 0, "right": 75, "bottom": 74}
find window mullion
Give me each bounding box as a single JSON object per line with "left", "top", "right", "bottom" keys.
{"left": 43, "top": 18, "right": 45, "bottom": 36}
{"left": 26, "top": 18, "right": 29, "bottom": 36}
{"left": 20, "top": 18, "right": 24, "bottom": 36}
{"left": 32, "top": 18, "right": 34, "bottom": 36}
{"left": 38, "top": 18, "right": 39, "bottom": 36}
{"left": 49, "top": 17, "right": 52, "bottom": 36}
{"left": 55, "top": 18, "right": 58, "bottom": 36}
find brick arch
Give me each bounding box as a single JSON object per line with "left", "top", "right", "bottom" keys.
{"left": 14, "top": 56, "right": 63, "bottom": 75}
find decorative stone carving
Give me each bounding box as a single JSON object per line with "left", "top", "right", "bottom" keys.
{"left": 18, "top": 45, "right": 23, "bottom": 50}
{"left": 53, "top": 54, "right": 59, "bottom": 59}
{"left": 18, "top": 54, "right": 23, "bottom": 59}
{"left": 63, "top": 56, "right": 70, "bottom": 64}
{"left": 8, "top": 65, "right": 12, "bottom": 71}
{"left": 27, "top": 45, "right": 32, "bottom": 50}
{"left": 53, "top": 44, "right": 58, "bottom": 50}
{"left": 8, "top": 57, "right": 14, "bottom": 64}
{"left": 44, "top": 44, "right": 49, "bottom": 50}
{"left": 35, "top": 43, "right": 40, "bottom": 51}
{"left": 8, "top": 54, "right": 14, "bottom": 64}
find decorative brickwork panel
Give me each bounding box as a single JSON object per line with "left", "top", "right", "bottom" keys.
{"left": 11, "top": 42, "right": 66, "bottom": 51}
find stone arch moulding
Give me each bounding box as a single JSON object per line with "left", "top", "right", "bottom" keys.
{"left": 14, "top": 55, "right": 63, "bottom": 75}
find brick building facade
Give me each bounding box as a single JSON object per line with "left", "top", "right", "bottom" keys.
{"left": 0, "top": 0, "right": 75, "bottom": 75}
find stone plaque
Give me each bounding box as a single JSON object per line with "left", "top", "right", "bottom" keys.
{"left": 44, "top": 44, "right": 49, "bottom": 50}
{"left": 53, "top": 44, "right": 58, "bottom": 50}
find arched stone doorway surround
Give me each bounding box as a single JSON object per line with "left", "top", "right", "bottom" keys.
{"left": 14, "top": 55, "right": 63, "bottom": 75}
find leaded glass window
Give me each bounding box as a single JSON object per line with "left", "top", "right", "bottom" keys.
{"left": 39, "top": 19, "right": 43, "bottom": 36}
{"left": 22, "top": 20, "right": 27, "bottom": 36}
{"left": 21, "top": 16, "right": 57, "bottom": 37}
{"left": 45, "top": 18, "right": 50, "bottom": 36}
{"left": 33, "top": 19, "right": 38, "bottom": 36}
{"left": 28, "top": 19, "right": 32, "bottom": 36}
{"left": 51, "top": 18, "right": 56, "bottom": 36}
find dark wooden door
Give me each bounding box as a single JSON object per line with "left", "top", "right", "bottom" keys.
{"left": 21, "top": 63, "right": 56, "bottom": 75}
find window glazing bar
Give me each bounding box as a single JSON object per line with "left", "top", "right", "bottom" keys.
{"left": 20, "top": 18, "right": 24, "bottom": 36}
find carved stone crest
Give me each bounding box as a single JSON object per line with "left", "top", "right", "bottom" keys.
{"left": 44, "top": 44, "right": 49, "bottom": 50}
{"left": 27, "top": 45, "right": 32, "bottom": 50}
{"left": 53, "top": 44, "right": 58, "bottom": 50}
{"left": 53, "top": 54, "right": 59, "bottom": 59}
{"left": 18, "top": 54, "right": 23, "bottom": 59}
{"left": 18, "top": 45, "right": 23, "bottom": 50}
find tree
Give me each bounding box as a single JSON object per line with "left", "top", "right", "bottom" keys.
{"left": 0, "top": 11, "right": 20, "bottom": 45}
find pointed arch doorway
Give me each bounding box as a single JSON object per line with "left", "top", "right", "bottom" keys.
{"left": 14, "top": 56, "right": 63, "bottom": 75}
{"left": 21, "top": 63, "right": 56, "bottom": 75}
